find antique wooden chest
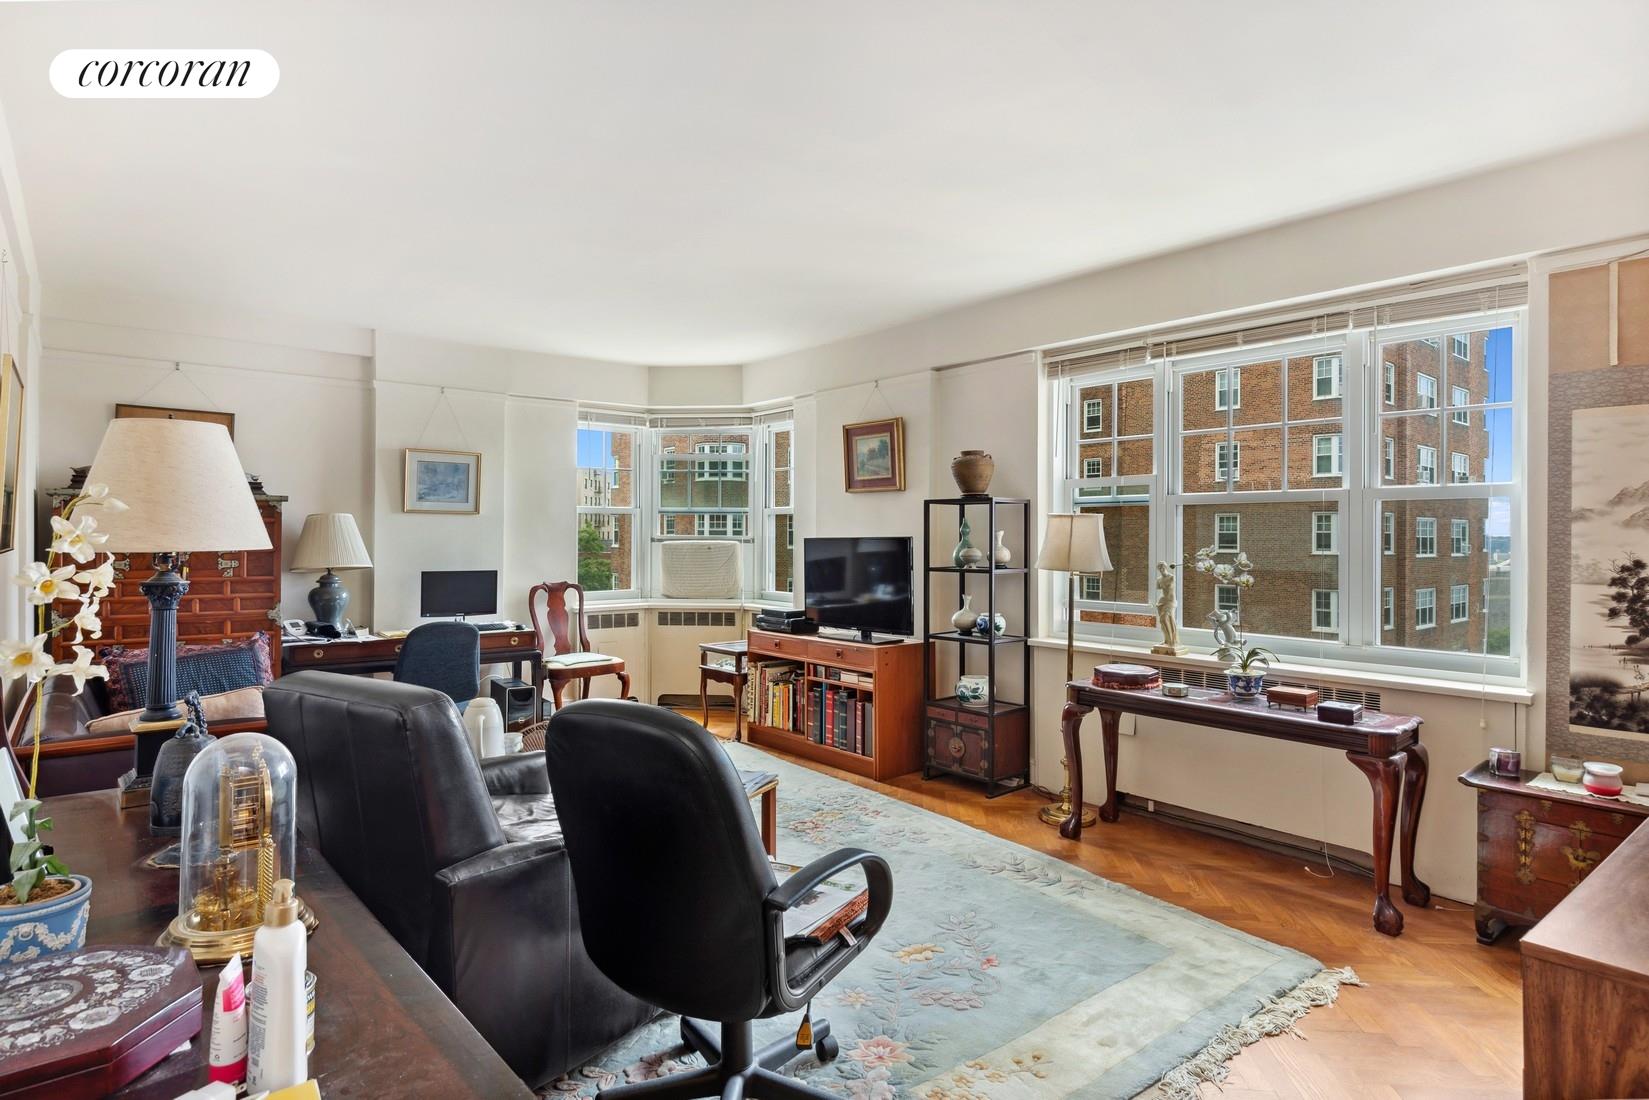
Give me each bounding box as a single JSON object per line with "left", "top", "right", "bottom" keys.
{"left": 1459, "top": 761, "right": 1649, "bottom": 944}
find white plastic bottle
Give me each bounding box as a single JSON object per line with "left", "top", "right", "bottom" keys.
{"left": 246, "top": 878, "right": 308, "bottom": 1092}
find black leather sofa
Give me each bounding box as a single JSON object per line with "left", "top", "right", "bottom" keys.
{"left": 264, "top": 671, "right": 655, "bottom": 1087}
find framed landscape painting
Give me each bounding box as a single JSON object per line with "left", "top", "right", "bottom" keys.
{"left": 403, "top": 447, "right": 481, "bottom": 514}
{"left": 842, "top": 416, "right": 905, "bottom": 493}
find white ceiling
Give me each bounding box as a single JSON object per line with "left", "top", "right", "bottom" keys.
{"left": 2, "top": 1, "right": 1648, "bottom": 366}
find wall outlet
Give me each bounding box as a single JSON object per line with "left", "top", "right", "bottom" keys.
{"left": 1147, "top": 799, "right": 1155, "bottom": 813}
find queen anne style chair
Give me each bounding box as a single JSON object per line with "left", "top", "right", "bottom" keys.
{"left": 528, "top": 581, "right": 631, "bottom": 714}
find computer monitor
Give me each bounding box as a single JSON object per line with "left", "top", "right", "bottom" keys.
{"left": 420, "top": 570, "right": 498, "bottom": 619}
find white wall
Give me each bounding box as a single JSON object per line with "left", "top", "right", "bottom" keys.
{"left": 0, "top": 92, "right": 40, "bottom": 647}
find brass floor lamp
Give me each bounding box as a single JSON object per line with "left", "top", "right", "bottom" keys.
{"left": 1034, "top": 513, "right": 1111, "bottom": 828}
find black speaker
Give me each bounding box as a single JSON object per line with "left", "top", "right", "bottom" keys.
{"left": 491, "top": 677, "right": 537, "bottom": 725}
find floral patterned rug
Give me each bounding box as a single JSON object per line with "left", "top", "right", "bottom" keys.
{"left": 541, "top": 742, "right": 1351, "bottom": 1099}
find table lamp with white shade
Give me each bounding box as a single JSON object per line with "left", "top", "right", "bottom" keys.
{"left": 84, "top": 418, "right": 271, "bottom": 787}
{"left": 290, "top": 512, "right": 372, "bottom": 633}
{"left": 1034, "top": 512, "right": 1111, "bottom": 828}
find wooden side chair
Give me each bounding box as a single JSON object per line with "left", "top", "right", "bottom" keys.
{"left": 528, "top": 581, "right": 631, "bottom": 715}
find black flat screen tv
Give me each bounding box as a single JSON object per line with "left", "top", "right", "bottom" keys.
{"left": 420, "top": 569, "right": 498, "bottom": 618}
{"left": 803, "top": 537, "right": 914, "bottom": 641}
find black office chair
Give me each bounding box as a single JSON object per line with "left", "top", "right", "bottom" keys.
{"left": 394, "top": 621, "right": 481, "bottom": 707}
{"left": 545, "top": 700, "right": 893, "bottom": 1100}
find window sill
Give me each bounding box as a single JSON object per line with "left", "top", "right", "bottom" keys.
{"left": 1028, "top": 635, "right": 1534, "bottom": 704}
{"left": 582, "top": 596, "right": 796, "bottom": 613}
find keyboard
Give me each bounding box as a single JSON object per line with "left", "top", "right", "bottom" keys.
{"left": 475, "top": 622, "right": 523, "bottom": 632}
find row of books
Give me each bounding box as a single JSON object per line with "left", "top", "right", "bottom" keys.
{"left": 818, "top": 666, "right": 872, "bottom": 687}
{"left": 807, "top": 684, "right": 874, "bottom": 757}
{"left": 750, "top": 660, "right": 805, "bottom": 731}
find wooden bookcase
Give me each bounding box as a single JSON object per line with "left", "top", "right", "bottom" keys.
{"left": 744, "top": 628, "right": 926, "bottom": 781}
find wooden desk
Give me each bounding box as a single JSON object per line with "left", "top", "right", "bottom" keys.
{"left": 282, "top": 628, "right": 544, "bottom": 704}
{"left": 1522, "top": 820, "right": 1649, "bottom": 1098}
{"left": 699, "top": 639, "right": 750, "bottom": 742}
{"left": 46, "top": 791, "right": 532, "bottom": 1099}
{"left": 1061, "top": 680, "right": 1430, "bottom": 937}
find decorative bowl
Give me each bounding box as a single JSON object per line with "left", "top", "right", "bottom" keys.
{"left": 0, "top": 874, "right": 93, "bottom": 963}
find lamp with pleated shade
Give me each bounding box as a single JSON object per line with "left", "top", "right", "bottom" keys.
{"left": 1034, "top": 512, "right": 1111, "bottom": 828}
{"left": 84, "top": 418, "right": 272, "bottom": 794}
{"left": 290, "top": 513, "right": 372, "bottom": 632}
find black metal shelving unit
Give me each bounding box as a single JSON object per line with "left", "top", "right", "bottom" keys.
{"left": 921, "top": 495, "right": 1031, "bottom": 797}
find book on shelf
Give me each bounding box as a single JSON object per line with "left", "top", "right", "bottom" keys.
{"left": 770, "top": 859, "right": 869, "bottom": 943}
{"left": 751, "top": 660, "right": 805, "bottom": 732}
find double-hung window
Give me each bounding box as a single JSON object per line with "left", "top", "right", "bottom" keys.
{"left": 1051, "top": 295, "right": 1523, "bottom": 677}
{"left": 1450, "top": 584, "right": 1470, "bottom": 623}
{"left": 575, "top": 421, "right": 640, "bottom": 594}
{"left": 761, "top": 420, "right": 795, "bottom": 597}
{"left": 1451, "top": 334, "right": 1471, "bottom": 360}
{"left": 659, "top": 430, "right": 752, "bottom": 539}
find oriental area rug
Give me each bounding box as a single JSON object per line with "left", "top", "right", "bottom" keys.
{"left": 543, "top": 742, "right": 1357, "bottom": 1100}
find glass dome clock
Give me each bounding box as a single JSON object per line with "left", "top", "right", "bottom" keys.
{"left": 162, "top": 732, "right": 315, "bottom": 962}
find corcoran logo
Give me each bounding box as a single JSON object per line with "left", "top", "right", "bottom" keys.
{"left": 50, "top": 49, "right": 279, "bottom": 98}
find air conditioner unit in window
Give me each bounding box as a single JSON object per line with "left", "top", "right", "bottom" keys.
{"left": 660, "top": 540, "right": 742, "bottom": 599}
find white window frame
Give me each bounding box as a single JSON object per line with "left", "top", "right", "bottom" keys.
{"left": 1451, "top": 333, "right": 1470, "bottom": 360}
{"left": 1214, "top": 512, "right": 1240, "bottom": 552}
{"left": 1415, "top": 516, "right": 1437, "bottom": 557}
{"left": 1451, "top": 518, "right": 1470, "bottom": 556}
{"left": 1213, "top": 368, "right": 1240, "bottom": 411}
{"left": 1417, "top": 445, "right": 1437, "bottom": 485}
{"left": 576, "top": 421, "right": 642, "bottom": 598}
{"left": 1082, "top": 456, "right": 1107, "bottom": 478}
{"left": 1314, "top": 432, "right": 1343, "bottom": 478}
{"left": 1050, "top": 308, "right": 1524, "bottom": 680}
{"left": 692, "top": 441, "right": 749, "bottom": 481}
{"left": 1383, "top": 362, "right": 1396, "bottom": 405}
{"left": 695, "top": 512, "right": 747, "bottom": 538}
{"left": 1215, "top": 584, "right": 1240, "bottom": 619}
{"left": 1382, "top": 587, "right": 1394, "bottom": 630}
{"left": 1311, "top": 589, "right": 1339, "bottom": 634}
{"left": 758, "top": 419, "right": 794, "bottom": 601}
{"left": 1415, "top": 587, "right": 1437, "bottom": 629}
{"left": 1451, "top": 452, "right": 1470, "bottom": 484}
{"left": 1214, "top": 441, "right": 1240, "bottom": 482}
{"left": 1082, "top": 398, "right": 1105, "bottom": 435}
{"left": 1313, "top": 355, "right": 1342, "bottom": 399}
{"left": 1417, "top": 372, "right": 1438, "bottom": 411}
{"left": 1383, "top": 436, "right": 1394, "bottom": 480}
{"left": 1450, "top": 583, "right": 1470, "bottom": 623}
{"left": 1451, "top": 386, "right": 1471, "bottom": 425}
{"left": 1312, "top": 511, "right": 1338, "bottom": 555}
{"left": 1382, "top": 511, "right": 1394, "bottom": 555}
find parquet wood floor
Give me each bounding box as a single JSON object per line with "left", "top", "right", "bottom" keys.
{"left": 691, "top": 711, "right": 1524, "bottom": 1099}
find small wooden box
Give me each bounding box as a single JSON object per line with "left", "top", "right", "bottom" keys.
{"left": 1093, "top": 664, "right": 1161, "bottom": 690}
{"left": 1265, "top": 684, "right": 1319, "bottom": 710}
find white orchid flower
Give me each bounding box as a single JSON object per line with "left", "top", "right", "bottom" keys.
{"left": 14, "top": 562, "right": 81, "bottom": 606}
{"left": 1235, "top": 573, "right": 1256, "bottom": 588}
{"left": 73, "top": 559, "right": 117, "bottom": 599}
{"left": 77, "top": 484, "right": 127, "bottom": 510}
{"left": 50, "top": 515, "right": 108, "bottom": 564}
{"left": 0, "top": 635, "right": 54, "bottom": 683}
{"left": 70, "top": 601, "right": 102, "bottom": 643}
{"left": 1213, "top": 563, "right": 1235, "bottom": 581}
{"left": 51, "top": 645, "right": 108, "bottom": 696}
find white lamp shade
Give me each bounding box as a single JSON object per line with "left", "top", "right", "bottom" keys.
{"left": 84, "top": 419, "right": 272, "bottom": 553}
{"left": 1035, "top": 512, "right": 1112, "bottom": 574}
{"left": 291, "top": 513, "right": 372, "bottom": 572}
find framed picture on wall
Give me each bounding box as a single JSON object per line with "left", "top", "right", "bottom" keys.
{"left": 842, "top": 417, "right": 905, "bottom": 493}
{"left": 403, "top": 447, "right": 482, "bottom": 513}
{"left": 114, "top": 402, "right": 236, "bottom": 439}
{"left": 0, "top": 355, "right": 23, "bottom": 554}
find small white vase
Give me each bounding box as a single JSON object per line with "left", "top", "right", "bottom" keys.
{"left": 993, "top": 531, "right": 1011, "bottom": 566}
{"left": 950, "top": 594, "right": 976, "bottom": 633}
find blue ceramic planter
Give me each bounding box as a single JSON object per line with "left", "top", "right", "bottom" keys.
{"left": 1225, "top": 671, "right": 1266, "bottom": 700}
{"left": 0, "top": 874, "right": 92, "bottom": 964}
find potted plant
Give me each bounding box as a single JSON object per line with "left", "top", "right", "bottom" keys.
{"left": 0, "top": 799, "right": 92, "bottom": 962}
{"left": 0, "top": 482, "right": 122, "bottom": 962}
{"left": 1183, "top": 545, "right": 1274, "bottom": 699}
{"left": 1217, "top": 643, "right": 1277, "bottom": 701}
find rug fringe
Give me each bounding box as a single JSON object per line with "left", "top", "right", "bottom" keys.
{"left": 1154, "top": 966, "right": 1363, "bottom": 1100}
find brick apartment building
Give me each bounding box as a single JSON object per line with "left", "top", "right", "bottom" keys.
{"left": 1072, "top": 332, "right": 1501, "bottom": 654}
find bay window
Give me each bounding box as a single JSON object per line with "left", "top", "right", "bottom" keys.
{"left": 576, "top": 422, "right": 640, "bottom": 594}
{"left": 1051, "top": 293, "right": 1523, "bottom": 678}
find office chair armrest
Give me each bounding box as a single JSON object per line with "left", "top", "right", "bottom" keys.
{"left": 764, "top": 847, "right": 893, "bottom": 1013}
{"left": 479, "top": 750, "right": 549, "bottom": 795}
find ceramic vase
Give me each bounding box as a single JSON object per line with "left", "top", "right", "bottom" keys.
{"left": 956, "top": 674, "right": 990, "bottom": 707}
{"left": 952, "top": 518, "right": 984, "bottom": 567}
{"left": 1225, "top": 669, "right": 1265, "bottom": 700}
{"left": 992, "top": 531, "right": 1011, "bottom": 566}
{"left": 951, "top": 450, "right": 995, "bottom": 496}
{"left": 950, "top": 594, "right": 977, "bottom": 633}
{"left": 0, "top": 875, "right": 92, "bottom": 963}
{"left": 975, "top": 612, "right": 1008, "bottom": 637}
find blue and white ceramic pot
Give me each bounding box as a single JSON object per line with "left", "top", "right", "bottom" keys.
{"left": 956, "top": 675, "right": 990, "bottom": 707}
{"left": 1225, "top": 669, "right": 1265, "bottom": 700}
{"left": 974, "top": 612, "right": 1007, "bottom": 637}
{"left": 0, "top": 874, "right": 92, "bottom": 964}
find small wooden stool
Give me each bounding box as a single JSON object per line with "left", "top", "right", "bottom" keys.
{"left": 698, "top": 639, "right": 750, "bottom": 742}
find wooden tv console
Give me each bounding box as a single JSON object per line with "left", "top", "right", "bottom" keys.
{"left": 744, "top": 628, "right": 925, "bottom": 782}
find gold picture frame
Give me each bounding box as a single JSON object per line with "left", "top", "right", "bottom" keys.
{"left": 0, "top": 355, "right": 23, "bottom": 553}
{"left": 842, "top": 417, "right": 905, "bottom": 493}
{"left": 403, "top": 447, "right": 482, "bottom": 514}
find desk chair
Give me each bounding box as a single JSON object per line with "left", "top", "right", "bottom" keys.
{"left": 545, "top": 700, "right": 893, "bottom": 1100}
{"left": 528, "top": 581, "right": 630, "bottom": 713}
{"left": 394, "top": 621, "right": 481, "bottom": 707}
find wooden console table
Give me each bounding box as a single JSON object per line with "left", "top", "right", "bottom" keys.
{"left": 1061, "top": 680, "right": 1430, "bottom": 937}
{"left": 47, "top": 791, "right": 533, "bottom": 1099}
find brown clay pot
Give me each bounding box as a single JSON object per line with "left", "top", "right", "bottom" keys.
{"left": 951, "top": 450, "right": 995, "bottom": 495}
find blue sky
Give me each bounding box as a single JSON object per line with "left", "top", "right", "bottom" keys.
{"left": 577, "top": 427, "right": 614, "bottom": 469}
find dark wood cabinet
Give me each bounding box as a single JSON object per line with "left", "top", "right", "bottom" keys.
{"left": 1458, "top": 762, "right": 1648, "bottom": 944}
{"left": 46, "top": 478, "right": 287, "bottom": 675}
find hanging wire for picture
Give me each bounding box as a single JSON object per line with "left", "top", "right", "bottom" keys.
{"left": 414, "top": 386, "right": 475, "bottom": 450}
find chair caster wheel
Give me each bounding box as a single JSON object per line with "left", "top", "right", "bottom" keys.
{"left": 815, "top": 1035, "right": 839, "bottom": 1064}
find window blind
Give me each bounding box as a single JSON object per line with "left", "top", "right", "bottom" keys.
{"left": 1042, "top": 267, "right": 1527, "bottom": 376}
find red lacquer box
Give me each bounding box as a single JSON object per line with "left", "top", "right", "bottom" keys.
{"left": 0, "top": 945, "right": 203, "bottom": 1099}
{"left": 1093, "top": 663, "right": 1161, "bottom": 690}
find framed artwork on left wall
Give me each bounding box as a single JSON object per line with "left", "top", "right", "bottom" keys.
{"left": 403, "top": 447, "right": 482, "bottom": 513}
{"left": 0, "top": 355, "right": 23, "bottom": 553}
